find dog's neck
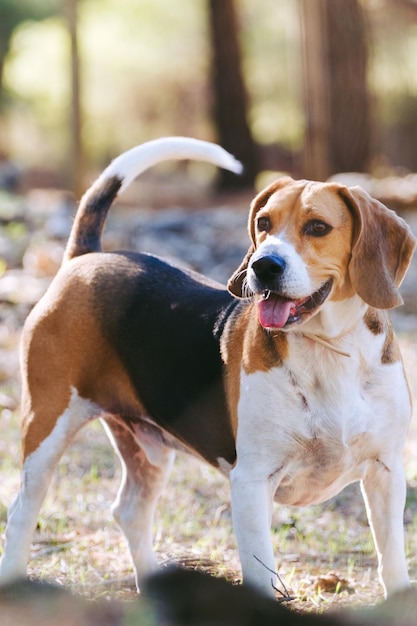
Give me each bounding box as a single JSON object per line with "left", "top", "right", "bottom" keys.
{"left": 295, "top": 295, "right": 368, "bottom": 357}
{"left": 302, "top": 295, "right": 366, "bottom": 337}
{"left": 301, "top": 332, "right": 352, "bottom": 357}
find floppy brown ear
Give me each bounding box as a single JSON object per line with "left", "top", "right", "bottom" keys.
{"left": 227, "top": 244, "right": 256, "bottom": 298}
{"left": 338, "top": 185, "right": 416, "bottom": 309}
{"left": 227, "top": 177, "right": 295, "bottom": 298}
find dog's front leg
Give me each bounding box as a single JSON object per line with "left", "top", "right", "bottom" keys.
{"left": 361, "top": 459, "right": 409, "bottom": 596}
{"left": 230, "top": 463, "right": 277, "bottom": 597}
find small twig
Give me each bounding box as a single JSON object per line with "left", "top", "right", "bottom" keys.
{"left": 253, "top": 555, "right": 294, "bottom": 603}
{"left": 33, "top": 544, "right": 71, "bottom": 558}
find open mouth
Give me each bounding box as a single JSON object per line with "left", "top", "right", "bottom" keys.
{"left": 257, "top": 279, "right": 333, "bottom": 329}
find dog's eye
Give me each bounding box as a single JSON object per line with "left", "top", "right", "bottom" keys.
{"left": 257, "top": 216, "right": 271, "bottom": 232}
{"left": 304, "top": 220, "right": 332, "bottom": 237}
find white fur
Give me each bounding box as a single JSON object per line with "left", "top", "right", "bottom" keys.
{"left": 301, "top": 295, "right": 367, "bottom": 338}
{"left": 247, "top": 234, "right": 312, "bottom": 298}
{"left": 234, "top": 217, "right": 411, "bottom": 596}
{"left": 0, "top": 387, "right": 175, "bottom": 592}
{"left": 96, "top": 137, "right": 243, "bottom": 193}
{"left": 0, "top": 389, "right": 100, "bottom": 581}
{"left": 102, "top": 418, "right": 175, "bottom": 590}
{"left": 230, "top": 312, "right": 411, "bottom": 596}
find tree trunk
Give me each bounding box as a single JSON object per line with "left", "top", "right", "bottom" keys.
{"left": 299, "top": 0, "right": 330, "bottom": 180}
{"left": 299, "top": 0, "right": 371, "bottom": 179}
{"left": 66, "top": 0, "right": 83, "bottom": 196}
{"left": 326, "top": 0, "right": 370, "bottom": 175}
{"left": 0, "top": 48, "right": 8, "bottom": 156}
{"left": 207, "top": 0, "right": 258, "bottom": 188}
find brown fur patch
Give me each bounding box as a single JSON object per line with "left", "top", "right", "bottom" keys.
{"left": 382, "top": 323, "right": 402, "bottom": 364}
{"left": 221, "top": 305, "right": 246, "bottom": 437}
{"left": 221, "top": 303, "right": 288, "bottom": 436}
{"left": 242, "top": 319, "right": 288, "bottom": 374}
{"left": 64, "top": 176, "right": 122, "bottom": 261}
{"left": 20, "top": 264, "right": 143, "bottom": 460}
{"left": 338, "top": 185, "right": 416, "bottom": 309}
{"left": 363, "top": 308, "right": 401, "bottom": 364}
{"left": 364, "top": 307, "right": 386, "bottom": 335}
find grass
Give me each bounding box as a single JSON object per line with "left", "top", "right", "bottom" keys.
{"left": 1, "top": 323, "right": 417, "bottom": 613}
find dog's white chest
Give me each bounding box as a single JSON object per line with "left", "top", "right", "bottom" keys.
{"left": 235, "top": 349, "right": 409, "bottom": 507}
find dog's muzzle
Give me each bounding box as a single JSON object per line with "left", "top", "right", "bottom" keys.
{"left": 249, "top": 255, "right": 332, "bottom": 329}
{"left": 258, "top": 280, "right": 333, "bottom": 329}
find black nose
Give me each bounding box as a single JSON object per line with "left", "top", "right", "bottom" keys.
{"left": 251, "top": 255, "right": 286, "bottom": 282}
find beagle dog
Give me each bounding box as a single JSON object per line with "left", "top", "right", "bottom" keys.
{"left": 0, "top": 137, "right": 415, "bottom": 599}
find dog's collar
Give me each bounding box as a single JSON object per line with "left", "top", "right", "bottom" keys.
{"left": 302, "top": 332, "right": 351, "bottom": 358}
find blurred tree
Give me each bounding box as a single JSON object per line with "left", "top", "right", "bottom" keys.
{"left": 207, "top": 0, "right": 259, "bottom": 188}
{"left": 0, "top": 0, "right": 82, "bottom": 193}
{"left": 65, "top": 0, "right": 83, "bottom": 196}
{"left": 299, "top": 0, "right": 370, "bottom": 179}
{"left": 0, "top": 0, "right": 60, "bottom": 165}
{"left": 0, "top": 0, "right": 59, "bottom": 116}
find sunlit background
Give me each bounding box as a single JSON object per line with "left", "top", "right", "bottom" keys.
{"left": 2, "top": 0, "right": 417, "bottom": 192}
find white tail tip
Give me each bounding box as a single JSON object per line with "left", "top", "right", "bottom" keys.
{"left": 97, "top": 136, "right": 243, "bottom": 193}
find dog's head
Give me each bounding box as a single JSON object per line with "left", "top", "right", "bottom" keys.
{"left": 228, "top": 177, "right": 416, "bottom": 330}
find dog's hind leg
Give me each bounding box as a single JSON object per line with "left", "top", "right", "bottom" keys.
{"left": 102, "top": 416, "right": 175, "bottom": 592}
{"left": 0, "top": 388, "right": 100, "bottom": 583}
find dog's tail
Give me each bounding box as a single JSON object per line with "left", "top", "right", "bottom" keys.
{"left": 63, "top": 137, "right": 242, "bottom": 262}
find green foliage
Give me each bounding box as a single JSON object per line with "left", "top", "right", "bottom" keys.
{"left": 2, "top": 0, "right": 302, "bottom": 171}
{"left": 240, "top": 0, "right": 303, "bottom": 148}
{"left": 4, "top": 16, "right": 72, "bottom": 164}
{"left": 79, "top": 0, "right": 209, "bottom": 159}
{"left": 2, "top": 1, "right": 417, "bottom": 175}
{"left": 0, "top": 0, "right": 59, "bottom": 51}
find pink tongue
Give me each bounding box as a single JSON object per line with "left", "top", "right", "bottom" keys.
{"left": 258, "top": 295, "right": 295, "bottom": 329}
